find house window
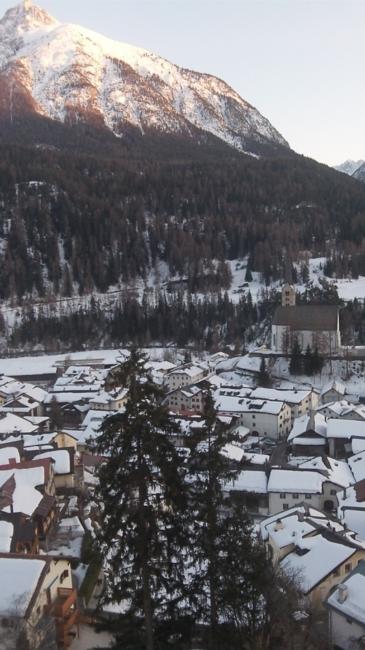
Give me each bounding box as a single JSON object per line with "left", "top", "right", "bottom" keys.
{"left": 280, "top": 493, "right": 286, "bottom": 499}
{"left": 333, "top": 567, "right": 340, "bottom": 577}
{"left": 292, "top": 493, "right": 299, "bottom": 499}
{"left": 283, "top": 504, "right": 289, "bottom": 510}
{"left": 345, "top": 563, "right": 352, "bottom": 574}
{"left": 330, "top": 489, "right": 337, "bottom": 496}
{"left": 304, "top": 494, "right": 312, "bottom": 499}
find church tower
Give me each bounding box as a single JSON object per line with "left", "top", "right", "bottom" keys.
{"left": 281, "top": 283, "right": 296, "bottom": 307}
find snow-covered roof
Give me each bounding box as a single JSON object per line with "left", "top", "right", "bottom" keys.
{"left": 261, "top": 513, "right": 316, "bottom": 549}
{"left": 0, "top": 465, "right": 47, "bottom": 515}
{"left": 297, "top": 457, "right": 354, "bottom": 488}
{"left": 0, "top": 557, "right": 46, "bottom": 616}
{"left": 221, "top": 443, "right": 245, "bottom": 462}
{"left": 33, "top": 450, "right": 71, "bottom": 474}
{"left": 225, "top": 470, "right": 268, "bottom": 494}
{"left": 167, "top": 364, "right": 205, "bottom": 378}
{"left": 45, "top": 392, "right": 95, "bottom": 404}
{"left": 327, "top": 569, "right": 365, "bottom": 624}
{"left": 3, "top": 432, "right": 56, "bottom": 447}
{"left": 321, "top": 380, "right": 346, "bottom": 397}
{"left": 287, "top": 413, "right": 327, "bottom": 442}
{"left": 215, "top": 393, "right": 285, "bottom": 415}
{"left": 348, "top": 452, "right": 365, "bottom": 484}
{"left": 268, "top": 469, "right": 326, "bottom": 494}
{"left": 281, "top": 535, "right": 356, "bottom": 593}
{"left": 352, "top": 438, "right": 365, "bottom": 454}
{"left": 327, "top": 419, "right": 365, "bottom": 440}
{"left": 0, "top": 413, "right": 37, "bottom": 435}
{"left": 77, "top": 409, "right": 116, "bottom": 444}
{"left": 260, "top": 505, "right": 327, "bottom": 541}
{"left": 250, "top": 387, "right": 312, "bottom": 405}
{"left": 0, "top": 446, "right": 20, "bottom": 465}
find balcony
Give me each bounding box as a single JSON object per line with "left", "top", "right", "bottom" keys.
{"left": 49, "top": 588, "right": 79, "bottom": 648}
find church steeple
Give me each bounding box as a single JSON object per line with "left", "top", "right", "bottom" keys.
{"left": 281, "top": 283, "right": 296, "bottom": 307}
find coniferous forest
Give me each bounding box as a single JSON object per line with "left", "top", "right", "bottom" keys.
{"left": 1, "top": 139, "right": 365, "bottom": 303}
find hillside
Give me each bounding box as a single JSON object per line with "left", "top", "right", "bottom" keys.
{"left": 0, "top": 1, "right": 288, "bottom": 157}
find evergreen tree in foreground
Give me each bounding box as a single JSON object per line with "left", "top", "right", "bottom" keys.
{"left": 93, "top": 350, "right": 188, "bottom": 650}
{"left": 186, "top": 390, "right": 247, "bottom": 649}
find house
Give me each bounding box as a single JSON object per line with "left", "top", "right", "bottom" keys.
{"left": 271, "top": 285, "right": 341, "bottom": 354}
{"left": 164, "top": 385, "right": 205, "bottom": 414}
{"left": 337, "top": 480, "right": 365, "bottom": 541}
{"left": 249, "top": 387, "right": 319, "bottom": 423}
{"left": 0, "top": 412, "right": 39, "bottom": 439}
{"left": 267, "top": 463, "right": 353, "bottom": 515}
{"left": 0, "top": 554, "right": 78, "bottom": 649}
{"left": 89, "top": 387, "right": 128, "bottom": 411}
{"left": 280, "top": 527, "right": 365, "bottom": 608}
{"left": 327, "top": 560, "right": 365, "bottom": 649}
{"left": 0, "top": 512, "right": 39, "bottom": 554}
{"left": 260, "top": 504, "right": 348, "bottom": 564}
{"left": 326, "top": 419, "right": 365, "bottom": 458}
{"left": 215, "top": 391, "right": 291, "bottom": 440}
{"left": 164, "top": 363, "right": 207, "bottom": 391}
{"left": 223, "top": 469, "right": 269, "bottom": 515}
{"left": 32, "top": 449, "right": 75, "bottom": 491}
{"left": 317, "top": 399, "right": 365, "bottom": 421}
{"left": 320, "top": 380, "right": 346, "bottom": 404}
{"left": 287, "top": 413, "right": 328, "bottom": 455}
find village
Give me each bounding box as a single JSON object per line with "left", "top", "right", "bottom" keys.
{"left": 0, "top": 285, "right": 364, "bottom": 648}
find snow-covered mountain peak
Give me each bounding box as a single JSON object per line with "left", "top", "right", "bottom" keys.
{"left": 0, "top": 1, "right": 289, "bottom": 155}
{"left": 0, "top": 1, "right": 58, "bottom": 66}
{"left": 0, "top": 1, "right": 58, "bottom": 33}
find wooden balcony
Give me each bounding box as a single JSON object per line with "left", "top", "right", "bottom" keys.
{"left": 49, "top": 588, "right": 79, "bottom": 648}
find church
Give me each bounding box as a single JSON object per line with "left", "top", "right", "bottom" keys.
{"left": 271, "top": 284, "right": 341, "bottom": 355}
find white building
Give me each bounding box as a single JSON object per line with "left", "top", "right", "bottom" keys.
{"left": 164, "top": 364, "right": 207, "bottom": 391}
{"left": 271, "top": 286, "right": 341, "bottom": 354}
{"left": 250, "top": 387, "right": 319, "bottom": 423}
{"left": 267, "top": 462, "right": 353, "bottom": 515}
{"left": 215, "top": 391, "right": 291, "bottom": 440}
{"left": 327, "top": 561, "right": 365, "bottom": 649}
{"left": 320, "top": 380, "right": 346, "bottom": 404}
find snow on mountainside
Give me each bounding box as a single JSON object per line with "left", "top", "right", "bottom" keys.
{"left": 0, "top": 1, "right": 289, "bottom": 154}
{"left": 334, "top": 159, "right": 364, "bottom": 176}
{"left": 352, "top": 162, "right": 365, "bottom": 184}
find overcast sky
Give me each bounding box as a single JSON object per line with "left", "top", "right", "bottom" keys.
{"left": 1, "top": 0, "right": 364, "bottom": 166}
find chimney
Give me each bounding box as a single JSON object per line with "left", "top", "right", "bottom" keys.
{"left": 308, "top": 409, "right": 315, "bottom": 431}
{"left": 337, "top": 584, "right": 348, "bottom": 604}
{"left": 274, "top": 519, "right": 284, "bottom": 531}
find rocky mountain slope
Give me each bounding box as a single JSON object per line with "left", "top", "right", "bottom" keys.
{"left": 0, "top": 0, "right": 289, "bottom": 156}
{"left": 334, "top": 159, "right": 364, "bottom": 176}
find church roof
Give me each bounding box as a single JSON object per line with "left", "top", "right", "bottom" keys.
{"left": 272, "top": 305, "right": 339, "bottom": 331}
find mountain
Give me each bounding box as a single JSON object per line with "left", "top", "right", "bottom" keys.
{"left": 352, "top": 163, "right": 365, "bottom": 183}
{"left": 334, "top": 159, "right": 364, "bottom": 175}
{"left": 0, "top": 1, "right": 289, "bottom": 157}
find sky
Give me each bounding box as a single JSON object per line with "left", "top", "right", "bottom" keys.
{"left": 0, "top": 0, "right": 364, "bottom": 166}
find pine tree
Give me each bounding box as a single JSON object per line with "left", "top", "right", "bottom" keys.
{"left": 93, "top": 350, "right": 188, "bottom": 650}
{"left": 312, "top": 346, "right": 324, "bottom": 374}
{"left": 304, "top": 344, "right": 313, "bottom": 376}
{"left": 258, "top": 357, "right": 271, "bottom": 387}
{"left": 49, "top": 395, "right": 63, "bottom": 430}
{"left": 186, "top": 390, "right": 242, "bottom": 649}
{"left": 289, "top": 338, "right": 303, "bottom": 375}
